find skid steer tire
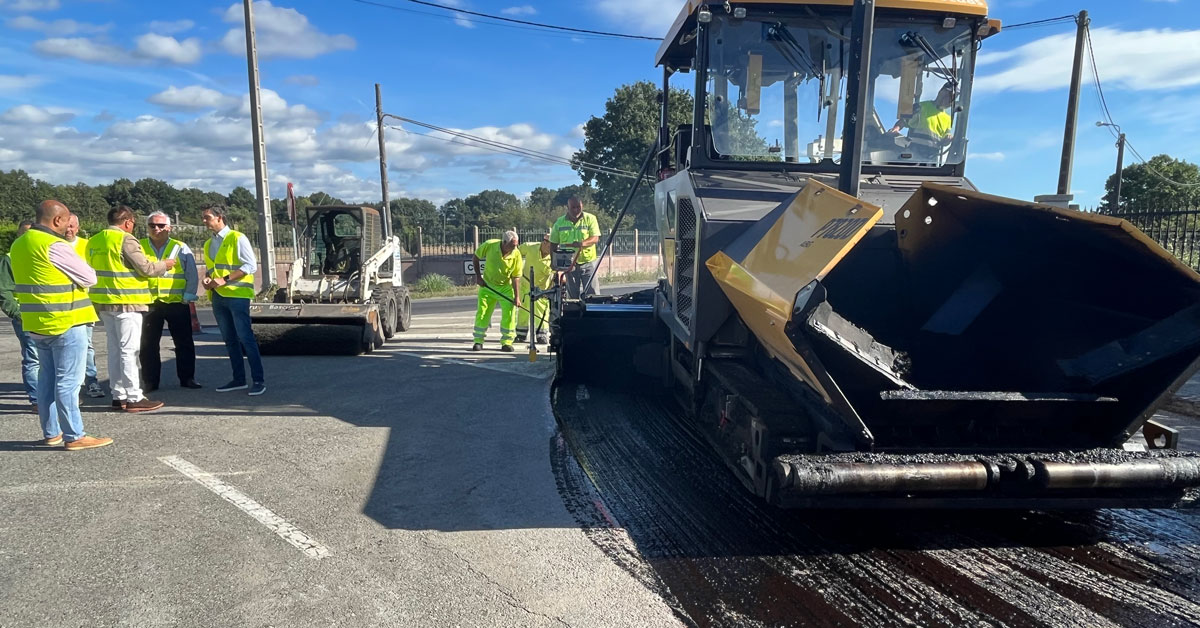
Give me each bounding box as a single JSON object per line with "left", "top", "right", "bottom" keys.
{"left": 397, "top": 293, "right": 412, "bottom": 332}
{"left": 381, "top": 290, "right": 398, "bottom": 339}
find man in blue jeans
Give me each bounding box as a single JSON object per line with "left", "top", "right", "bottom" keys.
{"left": 200, "top": 206, "right": 265, "bottom": 396}
{"left": 1, "top": 221, "right": 39, "bottom": 409}
{"left": 12, "top": 200, "right": 111, "bottom": 450}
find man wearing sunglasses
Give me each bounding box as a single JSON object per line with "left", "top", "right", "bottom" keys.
{"left": 139, "top": 211, "right": 200, "bottom": 393}
{"left": 84, "top": 205, "right": 175, "bottom": 412}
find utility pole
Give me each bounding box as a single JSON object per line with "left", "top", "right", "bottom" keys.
{"left": 1112, "top": 132, "right": 1126, "bottom": 210}
{"left": 839, "top": 0, "right": 874, "bottom": 197}
{"left": 375, "top": 83, "right": 391, "bottom": 241}
{"left": 1056, "top": 10, "right": 1089, "bottom": 197}
{"left": 243, "top": 0, "right": 276, "bottom": 288}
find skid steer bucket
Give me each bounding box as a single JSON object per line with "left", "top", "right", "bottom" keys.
{"left": 250, "top": 303, "right": 383, "bottom": 356}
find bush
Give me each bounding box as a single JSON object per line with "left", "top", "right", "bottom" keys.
{"left": 413, "top": 273, "right": 455, "bottom": 293}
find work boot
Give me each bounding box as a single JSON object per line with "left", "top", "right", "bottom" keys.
{"left": 536, "top": 332, "right": 548, "bottom": 344}
{"left": 181, "top": 380, "right": 202, "bottom": 389}
{"left": 515, "top": 331, "right": 527, "bottom": 343}
{"left": 500, "top": 344, "right": 515, "bottom": 353}
{"left": 125, "top": 398, "right": 164, "bottom": 413}
{"left": 471, "top": 343, "right": 483, "bottom": 352}
{"left": 65, "top": 435, "right": 114, "bottom": 451}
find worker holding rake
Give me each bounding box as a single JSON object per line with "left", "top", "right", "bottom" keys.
{"left": 471, "top": 230, "right": 523, "bottom": 353}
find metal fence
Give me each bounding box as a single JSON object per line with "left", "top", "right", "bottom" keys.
{"left": 405, "top": 226, "right": 660, "bottom": 257}
{"left": 1099, "top": 206, "right": 1200, "bottom": 272}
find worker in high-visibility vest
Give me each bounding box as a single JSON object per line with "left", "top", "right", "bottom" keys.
{"left": 86, "top": 205, "right": 175, "bottom": 413}
{"left": 1, "top": 220, "right": 39, "bottom": 409}
{"left": 890, "top": 81, "right": 955, "bottom": 160}
{"left": 11, "top": 200, "right": 111, "bottom": 450}
{"left": 515, "top": 233, "right": 553, "bottom": 345}
{"left": 471, "top": 231, "right": 523, "bottom": 352}
{"left": 139, "top": 211, "right": 201, "bottom": 393}
{"left": 64, "top": 213, "right": 103, "bottom": 399}
{"left": 550, "top": 196, "right": 602, "bottom": 298}
{"left": 201, "top": 205, "right": 266, "bottom": 396}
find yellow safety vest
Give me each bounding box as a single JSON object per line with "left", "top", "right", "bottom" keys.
{"left": 550, "top": 212, "right": 601, "bottom": 264}
{"left": 72, "top": 236, "right": 88, "bottom": 258}
{"left": 203, "top": 230, "right": 255, "bottom": 299}
{"left": 86, "top": 227, "right": 152, "bottom": 305}
{"left": 517, "top": 242, "right": 554, "bottom": 290}
{"left": 10, "top": 228, "right": 98, "bottom": 335}
{"left": 141, "top": 237, "right": 187, "bottom": 303}
{"left": 474, "top": 239, "right": 523, "bottom": 288}
{"left": 907, "top": 101, "right": 952, "bottom": 143}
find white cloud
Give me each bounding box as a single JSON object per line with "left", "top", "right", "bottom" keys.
{"left": 147, "top": 19, "right": 195, "bottom": 34}
{"left": 978, "top": 27, "right": 1200, "bottom": 93}
{"left": 0, "top": 0, "right": 60, "bottom": 11}
{"left": 970, "top": 151, "right": 1006, "bottom": 161}
{"left": 6, "top": 15, "right": 110, "bottom": 35}
{"left": 284, "top": 74, "right": 319, "bottom": 86}
{"left": 33, "top": 34, "right": 204, "bottom": 65}
{"left": 0, "top": 74, "right": 45, "bottom": 91}
{"left": 220, "top": 1, "right": 356, "bottom": 59}
{"left": 33, "top": 37, "right": 128, "bottom": 63}
{"left": 0, "top": 104, "right": 73, "bottom": 125}
{"left": 148, "top": 86, "right": 240, "bottom": 111}
{"left": 135, "top": 34, "right": 203, "bottom": 64}
{"left": 501, "top": 5, "right": 536, "bottom": 16}
{"left": 593, "top": 0, "right": 679, "bottom": 37}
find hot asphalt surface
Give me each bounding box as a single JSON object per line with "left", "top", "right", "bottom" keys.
{"left": 2, "top": 282, "right": 1199, "bottom": 627}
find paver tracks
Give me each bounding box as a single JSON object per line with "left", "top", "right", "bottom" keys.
{"left": 551, "top": 383, "right": 1200, "bottom": 627}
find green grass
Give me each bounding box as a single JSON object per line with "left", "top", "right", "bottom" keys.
{"left": 600, "top": 269, "right": 660, "bottom": 284}
{"left": 411, "top": 273, "right": 477, "bottom": 299}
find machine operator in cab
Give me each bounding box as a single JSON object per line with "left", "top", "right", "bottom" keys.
{"left": 889, "top": 81, "right": 955, "bottom": 160}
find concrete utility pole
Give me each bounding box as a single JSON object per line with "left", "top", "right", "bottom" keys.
{"left": 1056, "top": 10, "right": 1089, "bottom": 197}
{"left": 375, "top": 84, "right": 391, "bottom": 241}
{"left": 1112, "top": 132, "right": 1126, "bottom": 209}
{"left": 244, "top": 0, "right": 276, "bottom": 288}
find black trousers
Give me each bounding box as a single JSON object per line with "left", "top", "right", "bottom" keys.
{"left": 140, "top": 301, "right": 196, "bottom": 387}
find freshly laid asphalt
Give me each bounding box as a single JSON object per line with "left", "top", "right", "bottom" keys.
{"left": 0, "top": 295, "right": 678, "bottom": 628}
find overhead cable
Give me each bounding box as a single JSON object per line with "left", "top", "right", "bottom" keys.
{"left": 346, "top": 0, "right": 662, "bottom": 41}
{"left": 382, "top": 114, "right": 646, "bottom": 181}
{"left": 1003, "top": 15, "right": 1076, "bottom": 31}
{"left": 1083, "top": 24, "right": 1200, "bottom": 189}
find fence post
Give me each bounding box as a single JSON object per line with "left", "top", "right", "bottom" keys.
{"left": 607, "top": 231, "right": 614, "bottom": 278}
{"left": 634, "top": 228, "right": 640, "bottom": 273}
{"left": 473, "top": 225, "right": 480, "bottom": 251}
{"left": 416, "top": 226, "right": 423, "bottom": 277}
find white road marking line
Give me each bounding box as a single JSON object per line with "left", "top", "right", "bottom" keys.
{"left": 0, "top": 472, "right": 256, "bottom": 494}
{"left": 390, "top": 350, "right": 552, "bottom": 379}
{"left": 158, "top": 455, "right": 330, "bottom": 560}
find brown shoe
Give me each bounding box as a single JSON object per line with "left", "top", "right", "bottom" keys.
{"left": 41, "top": 434, "right": 64, "bottom": 447}
{"left": 64, "top": 435, "right": 114, "bottom": 451}
{"left": 125, "top": 398, "right": 164, "bottom": 413}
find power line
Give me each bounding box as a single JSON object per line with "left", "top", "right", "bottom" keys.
{"left": 382, "top": 114, "right": 646, "bottom": 181}
{"left": 346, "top": 0, "right": 661, "bottom": 41}
{"left": 1082, "top": 23, "right": 1200, "bottom": 189}
{"left": 1004, "top": 15, "right": 1076, "bottom": 31}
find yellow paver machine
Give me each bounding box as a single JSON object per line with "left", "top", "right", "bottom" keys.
{"left": 554, "top": 0, "right": 1200, "bottom": 508}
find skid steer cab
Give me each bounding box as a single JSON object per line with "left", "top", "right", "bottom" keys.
{"left": 249, "top": 205, "right": 412, "bottom": 356}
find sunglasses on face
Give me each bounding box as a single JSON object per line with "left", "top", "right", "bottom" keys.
{"left": 149, "top": 223, "right": 169, "bottom": 230}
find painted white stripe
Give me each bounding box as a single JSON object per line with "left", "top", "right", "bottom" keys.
{"left": 159, "top": 455, "right": 330, "bottom": 560}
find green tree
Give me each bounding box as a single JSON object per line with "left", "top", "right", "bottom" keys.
{"left": 1102, "top": 154, "right": 1200, "bottom": 212}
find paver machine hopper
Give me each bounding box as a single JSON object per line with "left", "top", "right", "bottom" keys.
{"left": 554, "top": 0, "right": 1200, "bottom": 508}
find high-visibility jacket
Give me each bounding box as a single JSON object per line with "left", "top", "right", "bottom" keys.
{"left": 550, "top": 212, "right": 601, "bottom": 264}
{"left": 474, "top": 239, "right": 523, "bottom": 288}
{"left": 203, "top": 230, "right": 255, "bottom": 299}
{"left": 140, "top": 237, "right": 186, "bottom": 303}
{"left": 71, "top": 236, "right": 88, "bottom": 258}
{"left": 907, "top": 101, "right": 952, "bottom": 144}
{"left": 86, "top": 228, "right": 152, "bottom": 305}
{"left": 517, "top": 242, "right": 553, "bottom": 290}
{"left": 10, "top": 228, "right": 98, "bottom": 335}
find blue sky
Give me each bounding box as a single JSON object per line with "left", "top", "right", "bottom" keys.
{"left": 0, "top": 0, "right": 1196, "bottom": 208}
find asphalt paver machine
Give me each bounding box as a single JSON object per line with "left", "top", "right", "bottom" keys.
{"left": 555, "top": 0, "right": 1200, "bottom": 508}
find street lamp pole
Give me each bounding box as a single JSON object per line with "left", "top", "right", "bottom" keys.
{"left": 1097, "top": 122, "right": 1125, "bottom": 211}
